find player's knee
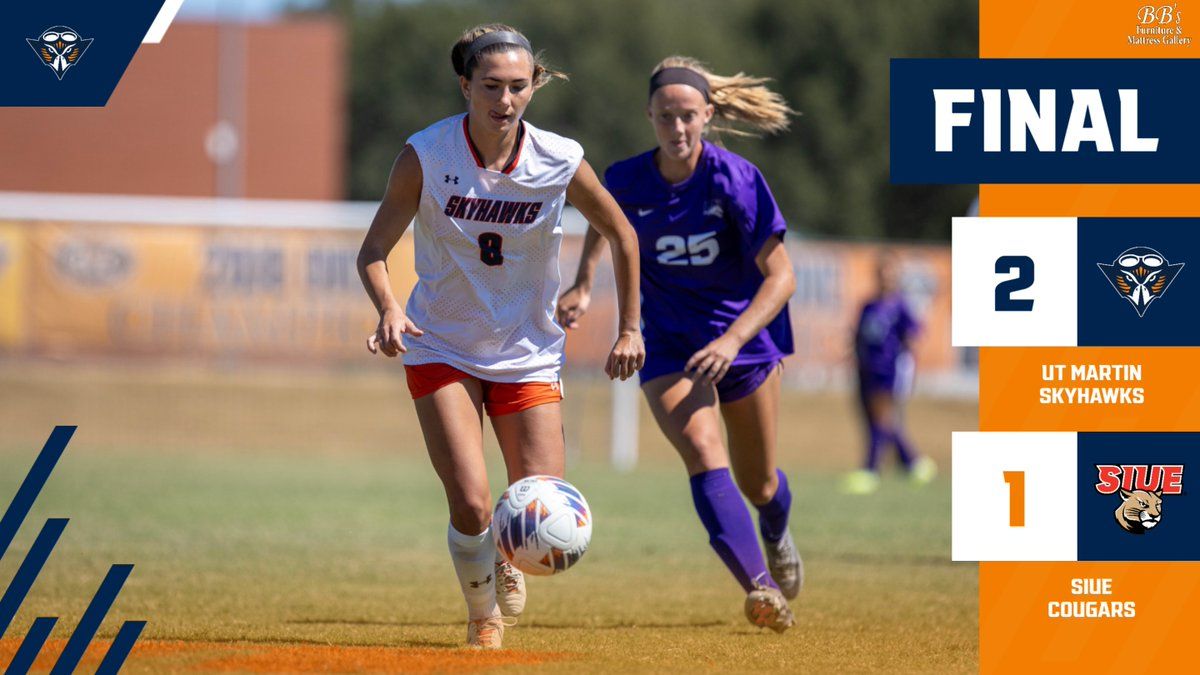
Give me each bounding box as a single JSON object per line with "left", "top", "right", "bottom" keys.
{"left": 448, "top": 495, "right": 492, "bottom": 534}
{"left": 735, "top": 470, "right": 777, "bottom": 505}
{"left": 678, "top": 434, "right": 727, "bottom": 474}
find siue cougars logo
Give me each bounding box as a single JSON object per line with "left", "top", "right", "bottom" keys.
{"left": 27, "top": 26, "right": 93, "bottom": 80}
{"left": 1095, "top": 464, "right": 1183, "bottom": 534}
{"left": 1097, "top": 246, "right": 1184, "bottom": 317}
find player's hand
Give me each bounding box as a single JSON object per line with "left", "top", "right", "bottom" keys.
{"left": 556, "top": 284, "right": 591, "bottom": 329}
{"left": 367, "top": 305, "right": 423, "bottom": 357}
{"left": 686, "top": 335, "right": 741, "bottom": 384}
{"left": 605, "top": 329, "right": 645, "bottom": 381}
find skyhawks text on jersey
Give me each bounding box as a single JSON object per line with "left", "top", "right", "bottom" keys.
{"left": 444, "top": 196, "right": 544, "bottom": 225}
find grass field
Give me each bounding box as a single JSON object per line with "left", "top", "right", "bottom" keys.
{"left": 0, "top": 362, "right": 978, "bottom": 673}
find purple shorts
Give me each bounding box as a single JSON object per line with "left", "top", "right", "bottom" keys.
{"left": 857, "top": 353, "right": 915, "bottom": 400}
{"left": 639, "top": 357, "right": 781, "bottom": 403}
{"left": 858, "top": 370, "right": 897, "bottom": 395}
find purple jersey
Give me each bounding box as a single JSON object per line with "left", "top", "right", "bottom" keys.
{"left": 855, "top": 294, "right": 919, "bottom": 377}
{"left": 604, "top": 142, "right": 793, "bottom": 365}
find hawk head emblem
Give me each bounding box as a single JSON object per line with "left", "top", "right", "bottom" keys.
{"left": 27, "top": 26, "right": 93, "bottom": 80}
{"left": 1097, "top": 246, "right": 1184, "bottom": 317}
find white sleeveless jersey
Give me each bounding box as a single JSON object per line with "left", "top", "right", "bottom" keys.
{"left": 401, "top": 114, "right": 584, "bottom": 382}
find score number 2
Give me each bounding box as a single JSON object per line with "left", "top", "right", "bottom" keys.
{"left": 995, "top": 255, "right": 1034, "bottom": 311}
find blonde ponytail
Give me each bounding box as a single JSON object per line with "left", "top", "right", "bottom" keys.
{"left": 652, "top": 56, "right": 795, "bottom": 137}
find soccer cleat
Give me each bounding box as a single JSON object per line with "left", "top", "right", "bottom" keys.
{"left": 744, "top": 584, "right": 795, "bottom": 633}
{"left": 909, "top": 456, "right": 938, "bottom": 486}
{"left": 495, "top": 558, "right": 526, "bottom": 618}
{"left": 466, "top": 614, "right": 516, "bottom": 649}
{"left": 840, "top": 469, "right": 881, "bottom": 495}
{"left": 763, "top": 529, "right": 804, "bottom": 600}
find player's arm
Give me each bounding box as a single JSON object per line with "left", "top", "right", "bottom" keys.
{"left": 688, "top": 235, "right": 796, "bottom": 382}
{"left": 566, "top": 159, "right": 644, "bottom": 380}
{"left": 845, "top": 310, "right": 864, "bottom": 363}
{"left": 556, "top": 224, "right": 606, "bottom": 329}
{"left": 357, "top": 144, "right": 425, "bottom": 357}
{"left": 899, "top": 302, "right": 922, "bottom": 353}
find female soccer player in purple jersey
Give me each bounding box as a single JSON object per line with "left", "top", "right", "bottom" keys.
{"left": 557, "top": 56, "right": 801, "bottom": 632}
{"left": 842, "top": 253, "right": 937, "bottom": 495}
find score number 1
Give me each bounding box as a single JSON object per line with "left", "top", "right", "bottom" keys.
{"left": 1003, "top": 471, "right": 1025, "bottom": 527}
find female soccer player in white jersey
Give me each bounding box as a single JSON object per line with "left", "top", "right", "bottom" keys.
{"left": 558, "top": 57, "right": 801, "bottom": 632}
{"left": 357, "top": 24, "right": 643, "bottom": 649}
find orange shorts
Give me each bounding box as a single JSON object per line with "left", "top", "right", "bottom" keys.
{"left": 404, "top": 363, "right": 563, "bottom": 417}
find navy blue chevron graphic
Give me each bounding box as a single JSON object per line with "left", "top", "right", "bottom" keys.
{"left": 1, "top": 427, "right": 146, "bottom": 674}
{"left": 0, "top": 427, "right": 73, "bottom": 561}
{"left": 0, "top": 519, "right": 68, "bottom": 638}
{"left": 6, "top": 617, "right": 57, "bottom": 674}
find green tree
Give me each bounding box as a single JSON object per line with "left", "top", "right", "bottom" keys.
{"left": 308, "top": 0, "right": 977, "bottom": 241}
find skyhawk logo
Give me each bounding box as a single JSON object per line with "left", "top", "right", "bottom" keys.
{"left": 27, "top": 26, "right": 93, "bottom": 80}
{"left": 1097, "top": 246, "right": 1184, "bottom": 317}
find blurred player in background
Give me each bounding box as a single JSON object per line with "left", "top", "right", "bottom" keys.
{"left": 841, "top": 252, "right": 936, "bottom": 495}
{"left": 357, "top": 24, "right": 643, "bottom": 649}
{"left": 558, "top": 57, "right": 800, "bottom": 632}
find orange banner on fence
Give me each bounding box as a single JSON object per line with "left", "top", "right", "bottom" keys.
{"left": 980, "top": 562, "right": 1200, "bottom": 672}
{"left": 0, "top": 221, "right": 26, "bottom": 349}
{"left": 0, "top": 216, "right": 960, "bottom": 377}
{"left": 979, "top": 347, "right": 1200, "bottom": 432}
{"left": 22, "top": 221, "right": 415, "bottom": 363}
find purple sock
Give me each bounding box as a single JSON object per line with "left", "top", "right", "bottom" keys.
{"left": 866, "top": 424, "right": 886, "bottom": 471}
{"left": 889, "top": 428, "right": 917, "bottom": 468}
{"left": 690, "top": 468, "right": 777, "bottom": 592}
{"left": 755, "top": 469, "right": 791, "bottom": 543}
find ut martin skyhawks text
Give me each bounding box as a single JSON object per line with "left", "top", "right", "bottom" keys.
{"left": 1039, "top": 364, "right": 1145, "bottom": 405}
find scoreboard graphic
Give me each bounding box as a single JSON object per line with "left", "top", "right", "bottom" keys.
{"left": 894, "top": 1, "right": 1200, "bottom": 670}
{"left": 953, "top": 217, "right": 1198, "bottom": 348}
{"left": 954, "top": 432, "right": 1197, "bottom": 562}
{"left": 954, "top": 218, "right": 1200, "bottom": 438}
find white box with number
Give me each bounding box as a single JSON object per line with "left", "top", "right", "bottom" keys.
{"left": 952, "top": 217, "right": 1078, "bottom": 347}
{"left": 951, "top": 431, "right": 1078, "bottom": 561}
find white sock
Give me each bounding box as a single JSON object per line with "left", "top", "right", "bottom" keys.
{"left": 447, "top": 523, "right": 500, "bottom": 620}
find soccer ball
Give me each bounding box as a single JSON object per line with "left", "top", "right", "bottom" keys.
{"left": 493, "top": 475, "right": 592, "bottom": 576}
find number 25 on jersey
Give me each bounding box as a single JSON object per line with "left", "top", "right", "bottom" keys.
{"left": 656, "top": 231, "right": 719, "bottom": 266}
